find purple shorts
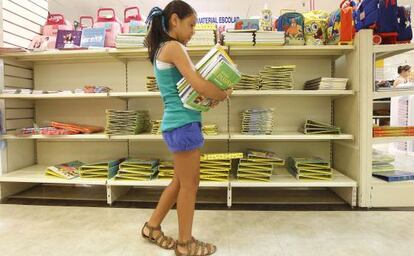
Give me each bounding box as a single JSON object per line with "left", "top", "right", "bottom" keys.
{"left": 162, "top": 122, "right": 204, "bottom": 153}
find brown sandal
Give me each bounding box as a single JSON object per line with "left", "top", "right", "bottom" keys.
{"left": 141, "top": 222, "right": 176, "bottom": 250}
{"left": 175, "top": 237, "right": 216, "bottom": 256}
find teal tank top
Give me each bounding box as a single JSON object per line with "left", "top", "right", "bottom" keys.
{"left": 154, "top": 62, "right": 201, "bottom": 132}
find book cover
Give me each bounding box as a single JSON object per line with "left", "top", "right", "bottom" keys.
{"left": 55, "top": 30, "right": 82, "bottom": 49}
{"left": 373, "top": 171, "right": 414, "bottom": 182}
{"left": 45, "top": 161, "right": 84, "bottom": 179}
{"left": 80, "top": 27, "right": 106, "bottom": 48}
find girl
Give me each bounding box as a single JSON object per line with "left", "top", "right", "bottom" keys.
{"left": 394, "top": 65, "right": 412, "bottom": 87}
{"left": 141, "top": 1, "right": 232, "bottom": 255}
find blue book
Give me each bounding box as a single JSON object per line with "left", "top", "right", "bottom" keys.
{"left": 80, "top": 27, "right": 106, "bottom": 48}
{"left": 373, "top": 171, "right": 414, "bottom": 182}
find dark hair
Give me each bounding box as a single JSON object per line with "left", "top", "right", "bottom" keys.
{"left": 398, "top": 65, "right": 411, "bottom": 74}
{"left": 145, "top": 0, "right": 196, "bottom": 64}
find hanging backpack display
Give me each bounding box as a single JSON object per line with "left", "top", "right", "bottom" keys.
{"left": 303, "top": 10, "right": 330, "bottom": 45}
{"left": 42, "top": 13, "right": 73, "bottom": 49}
{"left": 397, "top": 5, "right": 412, "bottom": 43}
{"left": 93, "top": 8, "right": 122, "bottom": 47}
{"left": 122, "top": 7, "right": 146, "bottom": 33}
{"left": 277, "top": 12, "right": 305, "bottom": 45}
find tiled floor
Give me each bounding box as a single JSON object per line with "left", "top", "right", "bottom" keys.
{"left": 0, "top": 204, "right": 413, "bottom": 256}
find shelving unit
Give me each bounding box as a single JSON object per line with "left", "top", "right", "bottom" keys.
{"left": 359, "top": 29, "right": 414, "bottom": 207}
{"left": 0, "top": 43, "right": 359, "bottom": 207}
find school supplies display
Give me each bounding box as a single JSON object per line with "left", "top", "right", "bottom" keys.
{"left": 303, "top": 120, "right": 341, "bottom": 134}
{"left": 146, "top": 76, "right": 159, "bottom": 92}
{"left": 222, "top": 30, "right": 255, "bottom": 46}
{"left": 287, "top": 157, "right": 333, "bottom": 180}
{"left": 202, "top": 124, "right": 219, "bottom": 135}
{"left": 93, "top": 8, "right": 122, "bottom": 48}
{"left": 303, "top": 10, "right": 330, "bottom": 45}
{"left": 79, "top": 158, "right": 124, "bottom": 179}
{"left": 200, "top": 153, "right": 243, "bottom": 182}
{"left": 255, "top": 31, "right": 285, "bottom": 46}
{"left": 158, "top": 161, "right": 174, "bottom": 180}
{"left": 105, "top": 110, "right": 150, "bottom": 135}
{"left": 55, "top": 30, "right": 82, "bottom": 49}
{"left": 115, "top": 159, "right": 159, "bottom": 181}
{"left": 258, "top": 65, "right": 295, "bottom": 90}
{"left": 277, "top": 12, "right": 305, "bottom": 45}
{"left": 188, "top": 29, "right": 217, "bottom": 47}
{"left": 50, "top": 121, "right": 104, "bottom": 134}
{"left": 45, "top": 161, "right": 84, "bottom": 179}
{"left": 304, "top": 77, "right": 348, "bottom": 90}
{"left": 327, "top": 1, "right": 356, "bottom": 45}
{"left": 237, "top": 150, "right": 285, "bottom": 182}
{"left": 241, "top": 108, "right": 274, "bottom": 135}
{"left": 150, "top": 120, "right": 162, "bottom": 135}
{"left": 80, "top": 27, "right": 106, "bottom": 48}
{"left": 177, "top": 44, "right": 241, "bottom": 112}
{"left": 234, "top": 74, "right": 259, "bottom": 90}
{"left": 115, "top": 33, "right": 146, "bottom": 49}
{"left": 373, "top": 126, "right": 414, "bottom": 137}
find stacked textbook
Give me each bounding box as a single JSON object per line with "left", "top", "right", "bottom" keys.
{"left": 105, "top": 110, "right": 150, "bottom": 135}
{"left": 258, "top": 65, "right": 295, "bottom": 90}
{"left": 177, "top": 44, "right": 241, "bottom": 112}
{"left": 150, "top": 120, "right": 162, "bottom": 135}
{"left": 188, "top": 29, "right": 216, "bottom": 47}
{"left": 373, "top": 126, "right": 414, "bottom": 137}
{"left": 304, "top": 77, "right": 348, "bottom": 90}
{"left": 237, "top": 150, "right": 285, "bottom": 182}
{"left": 287, "top": 157, "right": 333, "bottom": 180}
{"left": 202, "top": 124, "right": 219, "bottom": 135}
{"left": 303, "top": 120, "right": 341, "bottom": 135}
{"left": 79, "top": 159, "right": 124, "bottom": 179}
{"left": 255, "top": 31, "right": 285, "bottom": 46}
{"left": 371, "top": 150, "right": 414, "bottom": 182}
{"left": 45, "top": 161, "right": 84, "bottom": 179}
{"left": 115, "top": 159, "right": 159, "bottom": 181}
{"left": 234, "top": 74, "right": 260, "bottom": 90}
{"left": 158, "top": 161, "right": 174, "bottom": 180}
{"left": 241, "top": 108, "right": 274, "bottom": 135}
{"left": 146, "top": 76, "right": 158, "bottom": 92}
{"left": 222, "top": 30, "right": 255, "bottom": 46}
{"left": 115, "top": 33, "right": 145, "bottom": 48}
{"left": 200, "top": 153, "right": 243, "bottom": 181}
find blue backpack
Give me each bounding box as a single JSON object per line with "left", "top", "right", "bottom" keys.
{"left": 376, "top": 0, "right": 399, "bottom": 33}
{"left": 277, "top": 12, "right": 305, "bottom": 45}
{"left": 355, "top": 0, "right": 379, "bottom": 31}
{"left": 397, "top": 6, "right": 412, "bottom": 42}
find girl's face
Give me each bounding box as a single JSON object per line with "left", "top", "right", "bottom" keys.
{"left": 171, "top": 13, "right": 196, "bottom": 45}
{"left": 401, "top": 69, "right": 411, "bottom": 78}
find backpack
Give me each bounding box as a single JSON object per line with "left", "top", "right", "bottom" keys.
{"left": 397, "top": 5, "right": 413, "bottom": 42}
{"left": 327, "top": 0, "right": 356, "bottom": 45}
{"left": 277, "top": 12, "right": 305, "bottom": 45}
{"left": 122, "top": 7, "right": 146, "bottom": 34}
{"left": 355, "top": 0, "right": 379, "bottom": 31}
{"left": 303, "top": 10, "right": 330, "bottom": 45}
{"left": 376, "top": 0, "right": 399, "bottom": 33}
{"left": 42, "top": 13, "right": 73, "bottom": 49}
{"left": 93, "top": 8, "right": 122, "bottom": 48}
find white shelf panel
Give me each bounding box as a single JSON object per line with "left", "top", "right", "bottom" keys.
{"left": 107, "top": 178, "right": 228, "bottom": 188}
{"left": 0, "top": 93, "right": 109, "bottom": 99}
{"left": 228, "top": 45, "right": 354, "bottom": 57}
{"left": 373, "top": 136, "right": 414, "bottom": 144}
{"left": 232, "top": 90, "right": 354, "bottom": 97}
{"left": 374, "top": 43, "right": 414, "bottom": 60}
{"left": 230, "top": 132, "right": 353, "bottom": 141}
{"left": 0, "top": 165, "right": 107, "bottom": 185}
{"left": 109, "top": 92, "right": 160, "bottom": 98}
{"left": 231, "top": 169, "right": 356, "bottom": 188}
{"left": 374, "top": 90, "right": 414, "bottom": 99}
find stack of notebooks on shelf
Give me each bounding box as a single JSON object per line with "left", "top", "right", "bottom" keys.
{"left": 105, "top": 110, "right": 150, "bottom": 135}
{"left": 372, "top": 150, "right": 397, "bottom": 173}
{"left": 234, "top": 74, "right": 260, "bottom": 90}
{"left": 177, "top": 44, "right": 241, "bottom": 112}
{"left": 115, "top": 33, "right": 146, "bottom": 49}
{"left": 304, "top": 77, "right": 348, "bottom": 90}
{"left": 373, "top": 126, "right": 414, "bottom": 137}
{"left": 200, "top": 153, "right": 244, "bottom": 181}
{"left": 202, "top": 124, "right": 219, "bottom": 135}
{"left": 158, "top": 161, "right": 174, "bottom": 180}
{"left": 237, "top": 150, "right": 285, "bottom": 182}
{"left": 241, "top": 108, "right": 274, "bottom": 135}
{"left": 115, "top": 159, "right": 159, "bottom": 181}
{"left": 303, "top": 120, "right": 341, "bottom": 135}
{"left": 146, "top": 76, "right": 158, "bottom": 92}
{"left": 79, "top": 158, "right": 124, "bottom": 179}
{"left": 287, "top": 157, "right": 333, "bottom": 180}
{"left": 188, "top": 29, "right": 216, "bottom": 47}
{"left": 150, "top": 120, "right": 162, "bottom": 135}
{"left": 222, "top": 29, "right": 255, "bottom": 46}
{"left": 258, "top": 65, "right": 295, "bottom": 90}
{"left": 45, "top": 161, "right": 84, "bottom": 179}
{"left": 376, "top": 82, "right": 414, "bottom": 92}
{"left": 254, "top": 31, "right": 285, "bottom": 46}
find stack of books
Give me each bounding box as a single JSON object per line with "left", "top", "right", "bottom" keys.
{"left": 287, "top": 157, "right": 333, "bottom": 180}
{"left": 258, "top": 65, "right": 295, "bottom": 90}
{"left": 241, "top": 108, "right": 274, "bottom": 135}
{"left": 115, "top": 33, "right": 146, "bottom": 49}
{"left": 304, "top": 77, "right": 348, "bottom": 90}
{"left": 177, "top": 44, "right": 241, "bottom": 112}
{"left": 146, "top": 76, "right": 158, "bottom": 92}
{"left": 158, "top": 161, "right": 174, "bottom": 180}
{"left": 373, "top": 126, "right": 414, "bottom": 137}
{"left": 372, "top": 150, "right": 397, "bottom": 173}
{"left": 188, "top": 29, "right": 216, "bottom": 47}
{"left": 115, "top": 159, "right": 159, "bottom": 181}
{"left": 105, "top": 110, "right": 150, "bottom": 135}
{"left": 237, "top": 150, "right": 285, "bottom": 182}
{"left": 372, "top": 170, "right": 414, "bottom": 182}
{"left": 234, "top": 74, "right": 260, "bottom": 90}
{"left": 45, "top": 161, "right": 84, "bottom": 179}
{"left": 200, "top": 153, "right": 243, "bottom": 181}
{"left": 150, "top": 120, "right": 162, "bottom": 135}
{"left": 255, "top": 31, "right": 285, "bottom": 46}
{"left": 202, "top": 124, "right": 219, "bottom": 135}
{"left": 303, "top": 120, "right": 341, "bottom": 135}
{"left": 79, "top": 159, "right": 124, "bottom": 179}
{"left": 376, "top": 82, "right": 414, "bottom": 92}
{"left": 222, "top": 29, "right": 255, "bottom": 46}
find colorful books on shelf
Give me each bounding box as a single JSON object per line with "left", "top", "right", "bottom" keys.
{"left": 115, "top": 159, "right": 159, "bottom": 181}
{"left": 50, "top": 121, "right": 104, "bottom": 134}
{"left": 188, "top": 29, "right": 216, "bottom": 47}
{"left": 200, "top": 152, "right": 244, "bottom": 161}
{"left": 80, "top": 27, "right": 106, "bottom": 48}
{"left": 222, "top": 29, "right": 256, "bottom": 46}
{"left": 55, "top": 30, "right": 82, "bottom": 49}
{"left": 150, "top": 120, "right": 162, "bottom": 135}
{"left": 241, "top": 108, "right": 274, "bottom": 135}
{"left": 177, "top": 44, "right": 241, "bottom": 112}
{"left": 199, "top": 153, "right": 243, "bottom": 181}
{"left": 202, "top": 124, "right": 219, "bottom": 135}
{"left": 237, "top": 150, "right": 285, "bottom": 182}
{"left": 234, "top": 74, "right": 260, "bottom": 90}
{"left": 115, "top": 33, "right": 146, "bottom": 49}
{"left": 372, "top": 171, "right": 414, "bottom": 182}
{"left": 105, "top": 109, "right": 150, "bottom": 135}
{"left": 258, "top": 65, "right": 295, "bottom": 90}
{"left": 373, "top": 126, "right": 414, "bottom": 137}
{"left": 158, "top": 161, "right": 174, "bottom": 180}
{"left": 146, "top": 76, "right": 159, "bottom": 92}
{"left": 303, "top": 120, "right": 341, "bottom": 135}
{"left": 304, "top": 77, "right": 348, "bottom": 90}
{"left": 79, "top": 158, "right": 125, "bottom": 179}
{"left": 18, "top": 126, "right": 78, "bottom": 136}
{"left": 287, "top": 157, "right": 333, "bottom": 181}
{"left": 45, "top": 161, "right": 84, "bottom": 179}
{"left": 255, "top": 31, "right": 285, "bottom": 46}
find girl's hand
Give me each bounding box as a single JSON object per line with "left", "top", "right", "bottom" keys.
{"left": 210, "top": 100, "right": 220, "bottom": 108}
{"left": 224, "top": 88, "right": 233, "bottom": 100}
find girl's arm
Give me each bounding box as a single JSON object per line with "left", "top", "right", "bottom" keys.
{"left": 158, "top": 41, "right": 232, "bottom": 101}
